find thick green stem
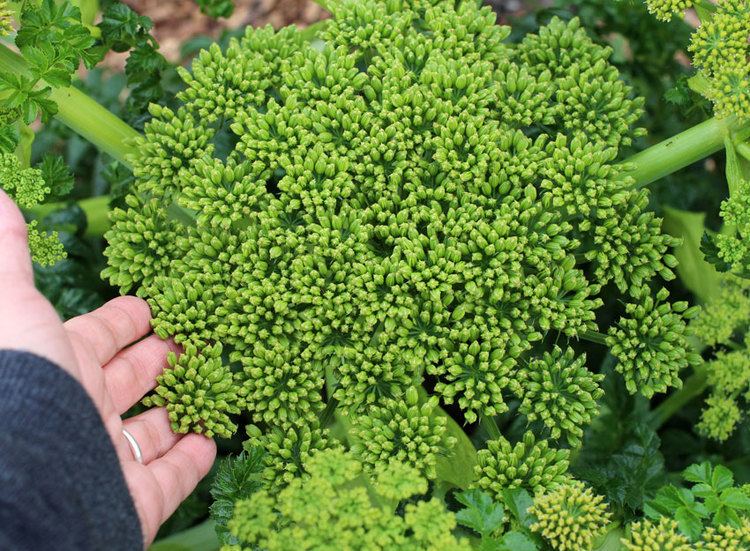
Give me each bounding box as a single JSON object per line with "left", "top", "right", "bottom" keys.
{"left": 737, "top": 142, "right": 750, "bottom": 163}
{"left": 148, "top": 520, "right": 219, "bottom": 551}
{"left": 650, "top": 366, "right": 708, "bottom": 429}
{"left": 580, "top": 330, "right": 609, "bottom": 346}
{"left": 0, "top": 43, "right": 140, "bottom": 166}
{"left": 31, "top": 195, "right": 110, "bottom": 237}
{"left": 623, "top": 116, "right": 748, "bottom": 187}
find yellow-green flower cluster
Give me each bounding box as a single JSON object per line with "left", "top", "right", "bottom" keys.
{"left": 645, "top": 0, "right": 694, "bottom": 21}
{"left": 223, "top": 448, "right": 471, "bottom": 551}
{"left": 690, "top": 275, "right": 750, "bottom": 347}
{"left": 517, "top": 346, "right": 604, "bottom": 447}
{"left": 530, "top": 480, "right": 612, "bottom": 551}
{"left": 689, "top": 276, "right": 750, "bottom": 442}
{"left": 350, "top": 390, "right": 456, "bottom": 479}
{"left": 714, "top": 179, "right": 750, "bottom": 275}
{"left": 474, "top": 431, "right": 570, "bottom": 497}
{"left": 244, "top": 420, "right": 335, "bottom": 493}
{"left": 622, "top": 518, "right": 691, "bottom": 551}
{"left": 672, "top": 0, "right": 750, "bottom": 119}
{"left": 696, "top": 519, "right": 750, "bottom": 550}
{"left": 104, "top": 0, "right": 681, "bottom": 491}
{"left": 143, "top": 343, "right": 240, "bottom": 438}
{"left": 0, "top": 0, "right": 12, "bottom": 37}
{"left": 607, "top": 287, "right": 701, "bottom": 398}
{"left": 1, "top": 153, "right": 66, "bottom": 265}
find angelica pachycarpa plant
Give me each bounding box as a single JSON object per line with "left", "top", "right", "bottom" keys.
{"left": 100, "top": 0, "right": 700, "bottom": 508}
{"left": 4, "top": 0, "right": 750, "bottom": 548}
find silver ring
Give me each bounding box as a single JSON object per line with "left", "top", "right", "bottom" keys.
{"left": 122, "top": 428, "right": 143, "bottom": 464}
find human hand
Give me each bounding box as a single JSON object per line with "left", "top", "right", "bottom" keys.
{"left": 0, "top": 190, "right": 216, "bottom": 547}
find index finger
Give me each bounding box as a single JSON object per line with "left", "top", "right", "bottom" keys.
{"left": 65, "top": 296, "right": 153, "bottom": 365}
{"left": 0, "top": 189, "right": 33, "bottom": 286}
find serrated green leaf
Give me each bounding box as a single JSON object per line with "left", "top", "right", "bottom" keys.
{"left": 501, "top": 488, "right": 535, "bottom": 529}
{"left": 455, "top": 489, "right": 504, "bottom": 537}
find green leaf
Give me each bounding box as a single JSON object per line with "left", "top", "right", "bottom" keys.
{"left": 662, "top": 207, "right": 720, "bottom": 303}
{"left": 194, "top": 0, "right": 235, "bottom": 18}
{"left": 99, "top": 2, "right": 154, "bottom": 52}
{"left": 455, "top": 489, "right": 504, "bottom": 537}
{"left": 209, "top": 449, "right": 265, "bottom": 545}
{"left": 674, "top": 507, "right": 704, "bottom": 541}
{"left": 501, "top": 488, "right": 535, "bottom": 529}
{"left": 39, "top": 155, "right": 75, "bottom": 199}
{"left": 434, "top": 403, "right": 477, "bottom": 488}
{"left": 499, "top": 531, "right": 537, "bottom": 551}
{"left": 720, "top": 488, "right": 750, "bottom": 510}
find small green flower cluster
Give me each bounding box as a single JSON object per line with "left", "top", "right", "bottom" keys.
{"left": 518, "top": 346, "right": 604, "bottom": 448}
{"left": 623, "top": 516, "right": 750, "bottom": 550}
{"left": 607, "top": 287, "right": 701, "bottom": 398}
{"left": 350, "top": 389, "right": 455, "bottom": 479}
{"left": 646, "top": 0, "right": 750, "bottom": 119}
{"left": 644, "top": 0, "right": 694, "bottom": 21}
{"left": 143, "top": 343, "right": 240, "bottom": 438}
{"left": 714, "top": 179, "right": 750, "bottom": 275}
{"left": 0, "top": 153, "right": 66, "bottom": 266}
{"left": 0, "top": 0, "right": 11, "bottom": 37}
{"left": 223, "top": 448, "right": 470, "bottom": 551}
{"left": 474, "top": 431, "right": 570, "bottom": 497}
{"left": 530, "top": 480, "right": 612, "bottom": 551}
{"left": 690, "top": 276, "right": 750, "bottom": 441}
{"left": 104, "top": 0, "right": 684, "bottom": 492}
{"left": 623, "top": 518, "right": 691, "bottom": 550}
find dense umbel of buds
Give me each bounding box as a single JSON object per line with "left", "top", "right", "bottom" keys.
{"left": 622, "top": 518, "right": 691, "bottom": 551}
{"left": 104, "top": 0, "right": 685, "bottom": 490}
{"left": 607, "top": 287, "right": 701, "bottom": 398}
{"left": 474, "top": 431, "right": 570, "bottom": 496}
{"left": 0, "top": 153, "right": 66, "bottom": 266}
{"left": 689, "top": 276, "right": 750, "bottom": 442}
{"left": 224, "top": 448, "right": 470, "bottom": 551}
{"left": 530, "top": 480, "right": 612, "bottom": 551}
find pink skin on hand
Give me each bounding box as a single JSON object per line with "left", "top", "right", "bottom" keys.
{"left": 0, "top": 189, "right": 216, "bottom": 548}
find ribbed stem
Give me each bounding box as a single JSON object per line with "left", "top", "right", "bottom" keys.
{"left": 650, "top": 366, "right": 709, "bottom": 429}
{"left": 0, "top": 44, "right": 140, "bottom": 166}
{"left": 622, "top": 116, "right": 748, "bottom": 188}
{"left": 580, "top": 330, "right": 609, "bottom": 346}
{"left": 480, "top": 415, "right": 501, "bottom": 440}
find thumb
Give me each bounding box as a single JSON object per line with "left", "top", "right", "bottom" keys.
{"left": 0, "top": 188, "right": 34, "bottom": 285}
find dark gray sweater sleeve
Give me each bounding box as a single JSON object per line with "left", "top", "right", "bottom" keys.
{"left": 0, "top": 350, "right": 143, "bottom": 551}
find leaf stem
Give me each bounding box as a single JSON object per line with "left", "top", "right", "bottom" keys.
{"left": 0, "top": 43, "right": 140, "bottom": 166}
{"left": 148, "top": 519, "right": 219, "bottom": 551}
{"left": 737, "top": 142, "right": 750, "bottom": 163}
{"left": 480, "top": 415, "right": 501, "bottom": 440}
{"left": 649, "top": 365, "right": 708, "bottom": 429}
{"left": 622, "top": 116, "right": 748, "bottom": 188}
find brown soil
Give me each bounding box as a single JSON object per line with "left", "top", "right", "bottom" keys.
{"left": 122, "top": 0, "right": 329, "bottom": 62}
{"left": 119, "top": 0, "right": 539, "bottom": 63}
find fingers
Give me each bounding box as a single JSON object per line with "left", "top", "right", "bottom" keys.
{"left": 124, "top": 435, "right": 217, "bottom": 544}
{"left": 65, "top": 296, "right": 153, "bottom": 366}
{"left": 148, "top": 435, "right": 217, "bottom": 520}
{"left": 121, "top": 408, "right": 183, "bottom": 465}
{"left": 0, "top": 189, "right": 33, "bottom": 286}
{"left": 104, "top": 334, "right": 179, "bottom": 415}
